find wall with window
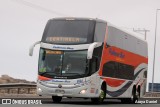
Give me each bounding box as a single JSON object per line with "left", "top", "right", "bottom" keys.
{"left": 149, "top": 83, "right": 160, "bottom": 92}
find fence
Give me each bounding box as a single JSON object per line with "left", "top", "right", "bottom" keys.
{"left": 144, "top": 92, "right": 160, "bottom": 98}
{"left": 0, "top": 83, "right": 36, "bottom": 95}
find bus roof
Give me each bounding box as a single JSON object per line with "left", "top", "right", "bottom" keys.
{"left": 50, "top": 17, "right": 107, "bottom": 23}
{"left": 49, "top": 17, "right": 147, "bottom": 44}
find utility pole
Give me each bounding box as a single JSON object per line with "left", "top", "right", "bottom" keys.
{"left": 152, "top": 9, "right": 160, "bottom": 92}
{"left": 133, "top": 28, "right": 150, "bottom": 40}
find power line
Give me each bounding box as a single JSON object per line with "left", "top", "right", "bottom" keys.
{"left": 11, "top": 0, "right": 69, "bottom": 17}
{"left": 120, "top": 27, "right": 150, "bottom": 40}
{"left": 133, "top": 28, "right": 150, "bottom": 40}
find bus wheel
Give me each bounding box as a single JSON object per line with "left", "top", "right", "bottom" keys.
{"left": 121, "top": 88, "right": 137, "bottom": 104}
{"left": 137, "top": 86, "right": 141, "bottom": 98}
{"left": 52, "top": 96, "right": 62, "bottom": 103}
{"left": 130, "top": 88, "right": 138, "bottom": 104}
{"left": 121, "top": 98, "right": 134, "bottom": 104}
{"left": 91, "top": 86, "right": 106, "bottom": 104}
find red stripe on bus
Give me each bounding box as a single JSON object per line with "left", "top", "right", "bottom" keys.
{"left": 103, "top": 77, "right": 126, "bottom": 87}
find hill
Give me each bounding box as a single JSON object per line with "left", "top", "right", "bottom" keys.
{"left": 0, "top": 75, "right": 36, "bottom": 84}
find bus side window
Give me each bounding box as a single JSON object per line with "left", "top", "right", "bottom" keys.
{"left": 102, "top": 61, "right": 116, "bottom": 77}
{"left": 115, "top": 62, "right": 134, "bottom": 80}
{"left": 90, "top": 56, "right": 98, "bottom": 74}
{"left": 92, "top": 46, "right": 103, "bottom": 73}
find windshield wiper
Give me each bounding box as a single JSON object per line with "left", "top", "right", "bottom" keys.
{"left": 62, "top": 73, "right": 84, "bottom": 76}
{"left": 39, "top": 72, "right": 57, "bottom": 76}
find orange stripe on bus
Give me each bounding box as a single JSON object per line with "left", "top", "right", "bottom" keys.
{"left": 38, "top": 75, "right": 52, "bottom": 81}
{"left": 99, "top": 46, "right": 148, "bottom": 76}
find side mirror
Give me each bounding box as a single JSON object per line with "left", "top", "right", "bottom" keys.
{"left": 87, "top": 42, "right": 98, "bottom": 59}
{"left": 29, "top": 41, "right": 41, "bottom": 56}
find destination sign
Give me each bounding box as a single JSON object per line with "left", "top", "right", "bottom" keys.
{"left": 46, "top": 37, "right": 87, "bottom": 43}
{"left": 46, "top": 50, "right": 63, "bottom": 54}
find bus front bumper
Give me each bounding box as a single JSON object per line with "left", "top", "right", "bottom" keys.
{"left": 37, "top": 82, "right": 99, "bottom": 98}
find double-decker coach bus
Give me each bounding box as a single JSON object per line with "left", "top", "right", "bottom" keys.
{"left": 29, "top": 18, "right": 148, "bottom": 104}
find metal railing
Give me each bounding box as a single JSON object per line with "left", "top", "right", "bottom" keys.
{"left": 144, "top": 92, "right": 160, "bottom": 98}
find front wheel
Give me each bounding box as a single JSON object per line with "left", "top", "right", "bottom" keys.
{"left": 52, "top": 96, "right": 62, "bottom": 103}
{"left": 91, "top": 88, "right": 106, "bottom": 104}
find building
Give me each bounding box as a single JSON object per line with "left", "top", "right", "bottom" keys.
{"left": 149, "top": 83, "right": 160, "bottom": 92}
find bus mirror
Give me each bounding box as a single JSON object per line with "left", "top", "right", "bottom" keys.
{"left": 29, "top": 41, "right": 41, "bottom": 56}
{"left": 87, "top": 42, "right": 98, "bottom": 59}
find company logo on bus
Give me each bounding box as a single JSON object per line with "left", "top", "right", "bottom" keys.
{"left": 58, "top": 84, "right": 62, "bottom": 88}
{"left": 53, "top": 46, "right": 74, "bottom": 50}
{"left": 109, "top": 48, "right": 125, "bottom": 59}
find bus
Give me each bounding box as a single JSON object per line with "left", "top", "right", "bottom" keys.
{"left": 29, "top": 18, "right": 148, "bottom": 104}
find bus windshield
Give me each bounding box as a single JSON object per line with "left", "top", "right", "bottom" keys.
{"left": 38, "top": 48, "right": 88, "bottom": 79}
{"left": 41, "top": 20, "right": 95, "bottom": 44}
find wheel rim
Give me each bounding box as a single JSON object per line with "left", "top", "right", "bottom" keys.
{"left": 99, "top": 90, "right": 105, "bottom": 102}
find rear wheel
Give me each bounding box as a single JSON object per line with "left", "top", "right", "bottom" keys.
{"left": 130, "top": 87, "right": 138, "bottom": 103}
{"left": 121, "top": 87, "right": 138, "bottom": 104}
{"left": 130, "top": 91, "right": 137, "bottom": 103}
{"left": 137, "top": 86, "right": 141, "bottom": 98}
{"left": 52, "top": 96, "right": 62, "bottom": 103}
{"left": 121, "top": 98, "right": 132, "bottom": 104}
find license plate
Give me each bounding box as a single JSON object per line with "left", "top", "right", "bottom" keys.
{"left": 55, "top": 89, "right": 65, "bottom": 94}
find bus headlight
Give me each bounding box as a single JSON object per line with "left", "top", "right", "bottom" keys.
{"left": 38, "top": 88, "right": 42, "bottom": 92}
{"left": 80, "top": 89, "right": 87, "bottom": 94}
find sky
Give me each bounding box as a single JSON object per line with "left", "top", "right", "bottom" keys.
{"left": 0, "top": 0, "right": 160, "bottom": 91}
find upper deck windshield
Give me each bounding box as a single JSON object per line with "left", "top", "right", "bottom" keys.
{"left": 38, "top": 48, "right": 88, "bottom": 79}
{"left": 41, "top": 20, "right": 95, "bottom": 45}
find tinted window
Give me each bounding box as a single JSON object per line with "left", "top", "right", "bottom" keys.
{"left": 38, "top": 48, "right": 88, "bottom": 79}
{"left": 117, "top": 63, "right": 134, "bottom": 80}
{"left": 42, "top": 20, "right": 95, "bottom": 45}
{"left": 102, "top": 61, "right": 134, "bottom": 80}
{"left": 89, "top": 45, "right": 103, "bottom": 75}
{"left": 90, "top": 57, "right": 97, "bottom": 74}
{"left": 102, "top": 62, "right": 116, "bottom": 77}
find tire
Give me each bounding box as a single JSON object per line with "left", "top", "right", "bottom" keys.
{"left": 121, "top": 98, "right": 132, "bottom": 104}
{"left": 91, "top": 85, "right": 106, "bottom": 104}
{"left": 121, "top": 88, "right": 138, "bottom": 104}
{"left": 130, "top": 88, "right": 138, "bottom": 104}
{"left": 52, "top": 96, "right": 62, "bottom": 103}
{"left": 137, "top": 86, "right": 141, "bottom": 98}
{"left": 130, "top": 92, "right": 137, "bottom": 104}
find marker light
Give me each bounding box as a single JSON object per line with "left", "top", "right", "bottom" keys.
{"left": 80, "top": 89, "right": 87, "bottom": 94}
